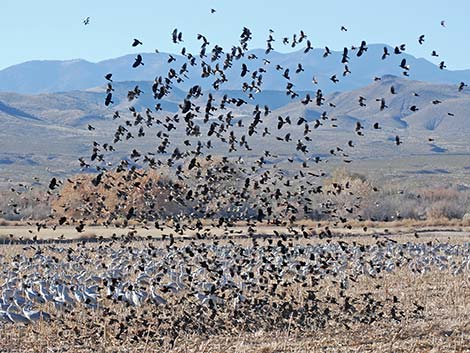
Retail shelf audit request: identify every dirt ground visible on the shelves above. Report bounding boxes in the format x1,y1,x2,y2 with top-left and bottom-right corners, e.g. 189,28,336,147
1,222,470,242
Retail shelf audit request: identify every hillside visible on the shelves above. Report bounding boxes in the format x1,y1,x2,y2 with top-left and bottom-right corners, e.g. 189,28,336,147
1,74,470,187
1,45,470,94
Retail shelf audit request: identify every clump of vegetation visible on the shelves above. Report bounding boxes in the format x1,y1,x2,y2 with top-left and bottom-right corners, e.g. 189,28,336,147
318,169,470,223
51,168,187,225
0,187,52,221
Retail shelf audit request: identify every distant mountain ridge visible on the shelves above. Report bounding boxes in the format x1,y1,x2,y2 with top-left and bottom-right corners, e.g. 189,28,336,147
1,75,470,183
1,44,470,95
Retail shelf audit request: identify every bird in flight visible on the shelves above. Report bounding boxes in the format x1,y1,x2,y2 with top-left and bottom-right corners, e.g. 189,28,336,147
132,39,143,47
441,20,446,27
132,54,144,68
382,46,390,60
105,92,113,106
172,28,183,43
83,17,90,25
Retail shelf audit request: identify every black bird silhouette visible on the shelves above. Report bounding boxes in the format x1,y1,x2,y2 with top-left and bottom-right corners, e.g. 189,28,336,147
132,39,143,47
382,47,390,60
83,17,90,25
379,98,388,111
342,47,349,63
241,63,249,77
357,41,367,57
104,73,113,82
418,35,425,45
105,93,113,106
283,69,290,80
49,177,59,190
399,58,409,70
75,223,85,232
304,40,313,53
132,54,144,68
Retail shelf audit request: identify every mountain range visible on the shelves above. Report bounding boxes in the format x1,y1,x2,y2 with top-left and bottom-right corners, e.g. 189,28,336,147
1,45,470,185
1,44,469,95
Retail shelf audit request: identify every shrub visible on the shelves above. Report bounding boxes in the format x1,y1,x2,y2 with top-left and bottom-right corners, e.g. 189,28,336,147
51,169,187,224
426,200,466,220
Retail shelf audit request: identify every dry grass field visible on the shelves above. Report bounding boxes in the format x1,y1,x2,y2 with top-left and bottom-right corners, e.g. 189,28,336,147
0,226,469,353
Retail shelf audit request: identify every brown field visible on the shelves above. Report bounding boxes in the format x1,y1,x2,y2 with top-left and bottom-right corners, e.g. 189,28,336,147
1,219,470,242
0,225,469,352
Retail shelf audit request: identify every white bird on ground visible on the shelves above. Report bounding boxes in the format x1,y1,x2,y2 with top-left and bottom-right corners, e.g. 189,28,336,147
0,310,13,323
6,304,30,324
22,305,51,322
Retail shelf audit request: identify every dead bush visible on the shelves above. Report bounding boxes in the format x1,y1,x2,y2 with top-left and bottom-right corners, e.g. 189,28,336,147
426,200,466,220
0,188,52,221
51,168,188,224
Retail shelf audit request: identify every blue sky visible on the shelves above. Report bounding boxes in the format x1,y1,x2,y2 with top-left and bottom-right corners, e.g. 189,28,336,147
1,0,469,70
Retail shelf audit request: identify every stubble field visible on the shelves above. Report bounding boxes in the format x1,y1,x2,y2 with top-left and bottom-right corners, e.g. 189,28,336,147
0,226,469,352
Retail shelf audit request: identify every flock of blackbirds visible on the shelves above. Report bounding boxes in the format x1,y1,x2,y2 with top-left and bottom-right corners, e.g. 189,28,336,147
1,19,468,349
52,22,466,235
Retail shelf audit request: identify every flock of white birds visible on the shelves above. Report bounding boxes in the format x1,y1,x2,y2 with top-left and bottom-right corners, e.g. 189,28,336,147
0,238,468,329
